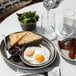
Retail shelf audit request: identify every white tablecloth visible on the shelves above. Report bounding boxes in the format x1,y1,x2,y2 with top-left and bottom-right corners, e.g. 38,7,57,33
0,0,76,76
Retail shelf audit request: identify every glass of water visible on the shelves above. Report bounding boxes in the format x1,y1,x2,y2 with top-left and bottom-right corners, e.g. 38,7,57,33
59,9,75,38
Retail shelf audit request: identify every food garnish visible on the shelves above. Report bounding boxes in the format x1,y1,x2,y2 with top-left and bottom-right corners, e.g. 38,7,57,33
17,11,39,24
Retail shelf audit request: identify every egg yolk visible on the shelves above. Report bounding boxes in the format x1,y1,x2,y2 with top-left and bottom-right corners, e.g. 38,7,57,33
24,50,34,56
34,54,45,62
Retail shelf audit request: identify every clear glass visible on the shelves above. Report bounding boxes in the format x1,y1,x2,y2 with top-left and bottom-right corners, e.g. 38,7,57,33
43,0,57,40
41,11,57,40
43,0,56,25
59,9,75,38
43,0,56,11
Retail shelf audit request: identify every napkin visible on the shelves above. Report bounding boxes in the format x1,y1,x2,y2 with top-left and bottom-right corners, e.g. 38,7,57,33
16,67,60,76
48,67,61,76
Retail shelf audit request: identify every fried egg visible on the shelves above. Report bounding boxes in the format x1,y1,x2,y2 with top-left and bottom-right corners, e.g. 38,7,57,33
23,45,51,64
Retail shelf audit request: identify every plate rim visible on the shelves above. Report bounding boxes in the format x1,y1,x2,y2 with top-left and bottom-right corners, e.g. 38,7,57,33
0,31,57,70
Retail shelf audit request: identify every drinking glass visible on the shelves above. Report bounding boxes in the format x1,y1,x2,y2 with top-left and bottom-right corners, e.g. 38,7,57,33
43,0,57,40
42,11,57,40
59,9,75,38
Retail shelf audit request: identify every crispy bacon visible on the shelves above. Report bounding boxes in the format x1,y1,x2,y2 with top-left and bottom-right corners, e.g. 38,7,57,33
69,51,75,59
58,41,70,51
58,38,76,59
58,41,65,49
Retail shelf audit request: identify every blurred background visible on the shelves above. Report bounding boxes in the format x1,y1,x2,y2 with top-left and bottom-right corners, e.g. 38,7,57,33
0,0,62,22
0,0,43,22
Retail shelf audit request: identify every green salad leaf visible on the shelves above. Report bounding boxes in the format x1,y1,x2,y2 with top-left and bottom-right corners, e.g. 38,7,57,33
17,11,39,24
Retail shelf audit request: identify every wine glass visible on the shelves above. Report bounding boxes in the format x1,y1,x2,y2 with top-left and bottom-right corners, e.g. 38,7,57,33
43,0,57,40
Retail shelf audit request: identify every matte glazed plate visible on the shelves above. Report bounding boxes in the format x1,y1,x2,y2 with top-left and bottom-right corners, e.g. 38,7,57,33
0,32,57,70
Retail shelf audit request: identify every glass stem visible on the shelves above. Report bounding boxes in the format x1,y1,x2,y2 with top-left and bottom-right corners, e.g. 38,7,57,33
47,10,54,31
47,10,50,26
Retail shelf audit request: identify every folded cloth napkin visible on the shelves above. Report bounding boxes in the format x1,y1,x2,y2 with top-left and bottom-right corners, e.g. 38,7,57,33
16,67,60,76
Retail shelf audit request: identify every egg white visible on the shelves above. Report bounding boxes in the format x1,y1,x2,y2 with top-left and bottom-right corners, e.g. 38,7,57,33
23,45,51,64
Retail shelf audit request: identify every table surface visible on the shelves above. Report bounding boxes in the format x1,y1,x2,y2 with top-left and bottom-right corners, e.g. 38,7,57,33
0,0,76,76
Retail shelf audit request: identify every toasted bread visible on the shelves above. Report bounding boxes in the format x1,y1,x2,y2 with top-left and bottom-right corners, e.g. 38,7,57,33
9,32,27,47
18,32,43,46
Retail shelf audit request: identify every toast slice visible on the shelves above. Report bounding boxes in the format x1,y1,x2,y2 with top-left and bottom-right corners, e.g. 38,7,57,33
9,32,27,47
18,32,43,46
